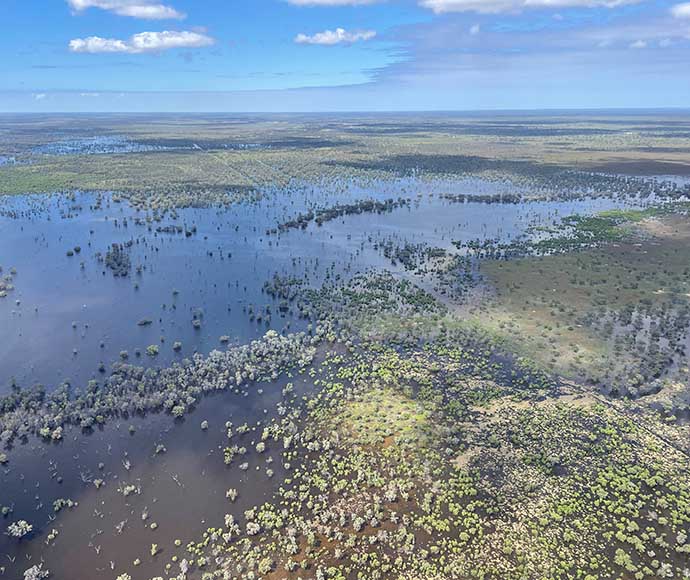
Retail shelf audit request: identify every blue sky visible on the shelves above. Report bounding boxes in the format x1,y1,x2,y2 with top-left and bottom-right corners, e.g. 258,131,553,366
2,0,690,111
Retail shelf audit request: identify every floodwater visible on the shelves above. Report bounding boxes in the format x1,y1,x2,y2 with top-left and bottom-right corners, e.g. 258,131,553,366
0,366,316,580
0,178,641,392
0,175,650,579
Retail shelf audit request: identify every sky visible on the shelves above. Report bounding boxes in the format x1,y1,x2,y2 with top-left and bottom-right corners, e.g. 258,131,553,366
1,0,690,111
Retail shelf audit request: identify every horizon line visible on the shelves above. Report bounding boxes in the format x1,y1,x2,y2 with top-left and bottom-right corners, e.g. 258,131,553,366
3,107,690,115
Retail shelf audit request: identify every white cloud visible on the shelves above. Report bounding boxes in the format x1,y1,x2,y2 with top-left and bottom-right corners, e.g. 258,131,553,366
287,0,379,5
70,37,129,53
294,28,376,45
629,39,647,48
671,2,690,18
67,0,185,20
69,30,214,53
469,23,481,35
32,93,47,101
419,0,640,14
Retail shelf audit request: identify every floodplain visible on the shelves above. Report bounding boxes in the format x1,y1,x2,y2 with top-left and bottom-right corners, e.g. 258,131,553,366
1,112,689,580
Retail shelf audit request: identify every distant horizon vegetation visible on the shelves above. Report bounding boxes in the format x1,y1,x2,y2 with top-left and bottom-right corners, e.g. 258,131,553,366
3,107,690,115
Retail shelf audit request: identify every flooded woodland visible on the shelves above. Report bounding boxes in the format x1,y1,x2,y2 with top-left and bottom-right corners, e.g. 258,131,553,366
1,113,690,580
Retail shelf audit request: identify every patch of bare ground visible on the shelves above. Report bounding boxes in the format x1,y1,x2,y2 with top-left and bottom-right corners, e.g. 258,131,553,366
639,214,690,240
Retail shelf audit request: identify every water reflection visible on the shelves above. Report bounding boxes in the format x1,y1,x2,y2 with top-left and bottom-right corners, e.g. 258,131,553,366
0,179,640,391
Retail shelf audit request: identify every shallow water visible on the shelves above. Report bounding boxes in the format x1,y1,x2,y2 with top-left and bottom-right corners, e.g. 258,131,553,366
0,179,641,393
31,136,170,156
648,174,690,187
0,176,651,580
0,367,314,580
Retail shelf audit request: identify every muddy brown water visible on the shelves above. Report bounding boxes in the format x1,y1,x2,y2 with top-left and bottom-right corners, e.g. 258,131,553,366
0,369,313,580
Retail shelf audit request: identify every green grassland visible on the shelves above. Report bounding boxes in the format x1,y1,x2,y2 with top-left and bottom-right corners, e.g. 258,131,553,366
475,211,690,403
3,113,690,202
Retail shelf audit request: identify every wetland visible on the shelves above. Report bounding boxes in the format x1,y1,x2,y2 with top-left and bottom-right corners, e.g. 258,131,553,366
1,112,690,580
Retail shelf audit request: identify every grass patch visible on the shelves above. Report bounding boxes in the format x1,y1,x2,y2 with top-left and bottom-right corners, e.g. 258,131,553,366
332,387,435,452
476,212,690,393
